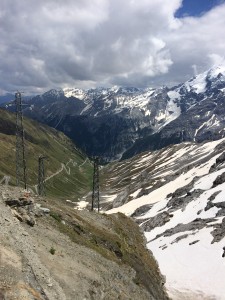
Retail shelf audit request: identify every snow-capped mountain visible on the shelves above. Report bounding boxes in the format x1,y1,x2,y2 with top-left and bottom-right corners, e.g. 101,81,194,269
123,63,225,158
4,63,225,161
101,137,225,299
21,85,181,161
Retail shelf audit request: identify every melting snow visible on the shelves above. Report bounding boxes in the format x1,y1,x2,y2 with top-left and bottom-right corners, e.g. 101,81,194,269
148,228,225,300
104,133,225,299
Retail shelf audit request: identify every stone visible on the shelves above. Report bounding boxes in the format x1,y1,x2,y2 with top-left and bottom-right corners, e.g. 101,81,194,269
12,210,23,222
222,247,225,258
189,240,200,245
39,207,50,214
27,217,36,227
5,199,20,207
23,214,36,227
17,207,27,215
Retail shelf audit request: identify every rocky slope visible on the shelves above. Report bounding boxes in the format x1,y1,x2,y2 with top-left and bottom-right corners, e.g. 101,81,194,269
0,185,168,300
101,138,225,299
3,63,225,161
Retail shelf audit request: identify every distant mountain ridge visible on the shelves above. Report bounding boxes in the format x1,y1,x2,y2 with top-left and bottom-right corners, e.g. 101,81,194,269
3,63,225,161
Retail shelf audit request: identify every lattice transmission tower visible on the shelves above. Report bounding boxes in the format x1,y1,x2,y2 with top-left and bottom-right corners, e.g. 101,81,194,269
38,155,47,196
91,157,100,212
15,92,27,189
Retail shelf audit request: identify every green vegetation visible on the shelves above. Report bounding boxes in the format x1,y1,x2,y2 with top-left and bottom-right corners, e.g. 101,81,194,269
0,108,93,200
49,246,56,255
50,212,62,222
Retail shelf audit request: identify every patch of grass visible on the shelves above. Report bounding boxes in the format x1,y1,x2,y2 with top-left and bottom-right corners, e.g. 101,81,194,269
50,212,62,222
49,246,56,255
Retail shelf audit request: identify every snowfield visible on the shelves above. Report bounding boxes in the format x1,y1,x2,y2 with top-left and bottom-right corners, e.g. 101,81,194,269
102,137,225,299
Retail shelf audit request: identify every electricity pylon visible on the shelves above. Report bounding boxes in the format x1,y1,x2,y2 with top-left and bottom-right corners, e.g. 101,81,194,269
38,155,47,196
15,92,27,189
91,157,100,212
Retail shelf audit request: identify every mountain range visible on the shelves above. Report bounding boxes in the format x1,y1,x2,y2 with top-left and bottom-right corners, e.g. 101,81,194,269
3,63,225,162
1,63,225,299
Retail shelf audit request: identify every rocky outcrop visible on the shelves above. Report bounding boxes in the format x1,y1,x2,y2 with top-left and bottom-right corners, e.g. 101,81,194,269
131,204,153,218
140,212,173,231
213,172,225,187
209,151,225,172
151,218,216,241
4,193,50,227
211,217,225,243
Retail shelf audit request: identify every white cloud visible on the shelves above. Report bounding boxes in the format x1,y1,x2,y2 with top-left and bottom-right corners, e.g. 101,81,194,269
0,0,225,92
208,54,225,66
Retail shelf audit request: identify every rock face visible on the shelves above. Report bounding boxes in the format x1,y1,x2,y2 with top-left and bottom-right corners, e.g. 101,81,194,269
0,185,169,300
5,63,224,161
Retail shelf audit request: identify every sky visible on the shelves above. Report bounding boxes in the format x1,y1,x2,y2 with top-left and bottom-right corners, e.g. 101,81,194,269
0,0,225,94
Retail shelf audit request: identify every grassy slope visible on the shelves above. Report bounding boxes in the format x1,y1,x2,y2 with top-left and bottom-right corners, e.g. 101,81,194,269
0,108,93,200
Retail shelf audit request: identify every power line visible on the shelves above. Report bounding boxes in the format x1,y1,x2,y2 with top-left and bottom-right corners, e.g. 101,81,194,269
91,157,100,212
15,92,27,189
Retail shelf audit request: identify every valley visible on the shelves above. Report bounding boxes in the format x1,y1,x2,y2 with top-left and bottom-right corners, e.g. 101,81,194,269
1,63,225,299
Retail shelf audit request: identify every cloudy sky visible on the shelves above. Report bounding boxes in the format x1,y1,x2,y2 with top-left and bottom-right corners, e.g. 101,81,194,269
0,0,225,94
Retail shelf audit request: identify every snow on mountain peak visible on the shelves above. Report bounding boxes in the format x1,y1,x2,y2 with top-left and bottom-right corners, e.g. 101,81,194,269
63,88,86,100
184,71,208,94
208,63,225,79
110,85,120,93
179,63,225,95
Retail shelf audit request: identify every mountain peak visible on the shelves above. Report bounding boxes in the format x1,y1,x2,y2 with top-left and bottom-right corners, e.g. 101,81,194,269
63,88,86,100
208,63,225,79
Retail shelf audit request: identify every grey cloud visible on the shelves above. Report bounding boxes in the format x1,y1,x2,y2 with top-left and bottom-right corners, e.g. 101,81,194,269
0,0,225,93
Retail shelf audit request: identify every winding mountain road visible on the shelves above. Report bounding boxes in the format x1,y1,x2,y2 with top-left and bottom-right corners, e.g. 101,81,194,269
33,158,88,193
